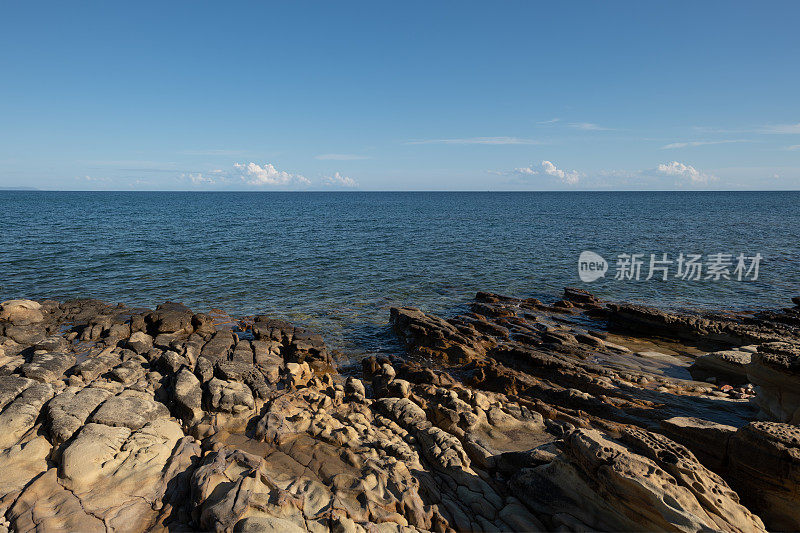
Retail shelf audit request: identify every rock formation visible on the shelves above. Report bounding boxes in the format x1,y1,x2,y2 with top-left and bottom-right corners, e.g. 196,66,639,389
0,290,799,532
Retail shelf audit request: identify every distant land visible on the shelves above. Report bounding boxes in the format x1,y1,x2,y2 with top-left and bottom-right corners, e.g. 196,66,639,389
0,186,39,190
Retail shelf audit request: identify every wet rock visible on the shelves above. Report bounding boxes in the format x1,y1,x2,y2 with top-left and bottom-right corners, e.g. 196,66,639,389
192,313,217,337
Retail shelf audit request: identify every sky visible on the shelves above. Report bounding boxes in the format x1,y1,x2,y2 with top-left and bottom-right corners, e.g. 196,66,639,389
1,1,799,191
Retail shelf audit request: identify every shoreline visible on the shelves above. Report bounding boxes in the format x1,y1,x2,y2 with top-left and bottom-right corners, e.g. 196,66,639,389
1,289,799,531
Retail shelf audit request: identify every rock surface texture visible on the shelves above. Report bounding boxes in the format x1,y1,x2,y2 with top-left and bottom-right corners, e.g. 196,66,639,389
0,290,798,532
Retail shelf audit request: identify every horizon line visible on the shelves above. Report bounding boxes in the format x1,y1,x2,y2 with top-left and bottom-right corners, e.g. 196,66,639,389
2,188,800,193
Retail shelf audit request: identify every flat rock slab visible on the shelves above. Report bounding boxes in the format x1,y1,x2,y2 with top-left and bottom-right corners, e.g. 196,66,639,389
90,389,170,430
20,352,76,383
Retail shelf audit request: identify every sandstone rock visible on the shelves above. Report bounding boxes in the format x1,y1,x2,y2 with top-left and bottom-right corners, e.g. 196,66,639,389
201,330,235,361
32,335,69,352
146,302,194,334
0,382,54,448
0,374,35,410
90,389,171,430
728,421,800,531
0,299,43,325
207,377,255,413
110,358,147,384
47,386,113,444
231,339,255,363
0,435,51,506
75,351,119,381
8,468,106,533
345,376,366,400
748,343,800,422
127,331,154,354
660,416,737,471
235,517,306,532
511,428,765,532
0,292,793,532
285,361,313,389
2,323,46,345
691,349,752,381
174,367,203,423
390,306,489,362
59,419,197,530
19,351,76,383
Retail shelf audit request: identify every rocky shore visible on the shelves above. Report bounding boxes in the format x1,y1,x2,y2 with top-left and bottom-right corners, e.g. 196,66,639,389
1,290,799,532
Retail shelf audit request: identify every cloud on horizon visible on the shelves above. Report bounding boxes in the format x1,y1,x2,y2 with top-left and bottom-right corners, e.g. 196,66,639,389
233,162,311,186
542,160,581,184
492,160,581,184
323,172,358,188
656,161,717,184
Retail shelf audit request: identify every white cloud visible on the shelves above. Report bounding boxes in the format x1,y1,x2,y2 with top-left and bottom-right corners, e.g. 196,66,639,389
656,161,717,184
758,122,800,134
785,144,800,151
541,160,581,184
182,172,216,184
661,140,751,149
513,166,538,175
568,122,611,131
315,154,370,160
490,161,580,183
537,118,560,124
79,175,111,182
406,137,543,145
322,172,358,188
233,162,311,186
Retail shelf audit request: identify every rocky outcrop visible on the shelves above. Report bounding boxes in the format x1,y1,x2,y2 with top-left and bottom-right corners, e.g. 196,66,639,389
1,290,796,532
747,342,800,422
727,421,800,531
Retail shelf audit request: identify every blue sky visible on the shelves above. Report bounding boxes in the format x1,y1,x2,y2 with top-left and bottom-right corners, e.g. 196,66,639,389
1,1,798,191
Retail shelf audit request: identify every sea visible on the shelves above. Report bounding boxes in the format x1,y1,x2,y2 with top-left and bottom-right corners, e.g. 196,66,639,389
1,191,798,356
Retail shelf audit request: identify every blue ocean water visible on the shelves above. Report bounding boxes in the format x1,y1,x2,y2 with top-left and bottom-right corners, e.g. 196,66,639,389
1,191,798,355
